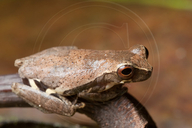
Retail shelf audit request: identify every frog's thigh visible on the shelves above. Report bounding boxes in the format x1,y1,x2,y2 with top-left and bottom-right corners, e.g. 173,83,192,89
12,83,84,116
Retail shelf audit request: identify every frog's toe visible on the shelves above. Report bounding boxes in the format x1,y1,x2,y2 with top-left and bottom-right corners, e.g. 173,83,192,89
74,102,85,109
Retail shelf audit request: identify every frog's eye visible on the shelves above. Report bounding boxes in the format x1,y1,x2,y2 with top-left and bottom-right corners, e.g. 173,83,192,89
144,46,149,59
117,65,134,79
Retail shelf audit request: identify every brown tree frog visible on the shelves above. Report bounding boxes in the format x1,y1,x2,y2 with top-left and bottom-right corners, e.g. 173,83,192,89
12,44,152,116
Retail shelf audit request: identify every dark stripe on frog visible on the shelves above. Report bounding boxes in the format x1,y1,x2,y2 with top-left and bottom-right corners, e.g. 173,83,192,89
32,80,61,100
34,80,48,92
22,78,48,92
23,78,61,100
22,78,30,87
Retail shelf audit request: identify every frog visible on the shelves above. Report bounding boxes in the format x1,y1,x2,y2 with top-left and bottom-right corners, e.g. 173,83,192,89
11,44,153,116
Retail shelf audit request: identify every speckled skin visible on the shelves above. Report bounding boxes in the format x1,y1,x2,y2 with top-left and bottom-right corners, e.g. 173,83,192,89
15,45,152,96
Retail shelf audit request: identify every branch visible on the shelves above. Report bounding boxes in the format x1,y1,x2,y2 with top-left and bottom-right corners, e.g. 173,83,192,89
77,93,157,128
0,74,157,128
0,74,30,107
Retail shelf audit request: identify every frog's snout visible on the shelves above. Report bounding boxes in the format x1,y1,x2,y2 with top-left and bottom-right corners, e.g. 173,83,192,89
15,59,23,67
132,68,153,82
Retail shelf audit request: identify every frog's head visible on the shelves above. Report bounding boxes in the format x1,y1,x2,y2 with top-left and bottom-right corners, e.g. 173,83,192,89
94,45,153,93
117,44,153,84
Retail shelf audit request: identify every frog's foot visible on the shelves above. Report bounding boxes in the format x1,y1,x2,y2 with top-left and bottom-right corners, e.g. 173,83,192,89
58,95,85,109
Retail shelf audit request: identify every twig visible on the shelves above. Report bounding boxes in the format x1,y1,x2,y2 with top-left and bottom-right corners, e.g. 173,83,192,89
77,93,157,128
0,74,30,107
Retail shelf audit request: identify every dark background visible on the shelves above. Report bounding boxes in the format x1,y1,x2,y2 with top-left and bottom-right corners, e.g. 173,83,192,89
0,1,192,128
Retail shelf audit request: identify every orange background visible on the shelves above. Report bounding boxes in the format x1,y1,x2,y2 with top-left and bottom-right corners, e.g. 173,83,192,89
0,1,192,127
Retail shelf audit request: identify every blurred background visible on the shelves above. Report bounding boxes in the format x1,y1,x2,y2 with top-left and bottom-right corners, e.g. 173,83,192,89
0,0,192,128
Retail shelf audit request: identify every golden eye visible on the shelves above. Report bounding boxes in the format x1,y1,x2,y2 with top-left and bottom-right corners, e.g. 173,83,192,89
117,65,134,79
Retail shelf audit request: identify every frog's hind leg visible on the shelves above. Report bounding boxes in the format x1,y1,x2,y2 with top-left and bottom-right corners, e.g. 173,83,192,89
12,82,85,116
23,78,85,109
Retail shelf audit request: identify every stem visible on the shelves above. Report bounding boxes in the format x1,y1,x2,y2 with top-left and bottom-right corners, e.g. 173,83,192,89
77,93,157,128
0,74,30,107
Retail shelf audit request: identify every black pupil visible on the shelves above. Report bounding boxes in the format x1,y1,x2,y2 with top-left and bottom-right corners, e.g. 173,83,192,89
144,47,149,59
121,68,132,75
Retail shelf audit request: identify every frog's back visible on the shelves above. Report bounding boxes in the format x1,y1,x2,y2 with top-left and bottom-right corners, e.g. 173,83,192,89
15,46,144,93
